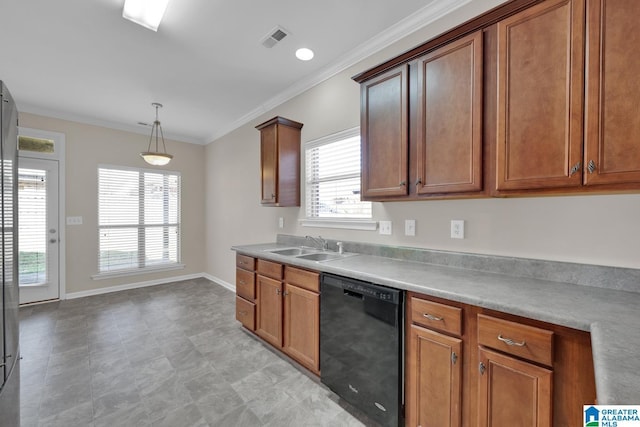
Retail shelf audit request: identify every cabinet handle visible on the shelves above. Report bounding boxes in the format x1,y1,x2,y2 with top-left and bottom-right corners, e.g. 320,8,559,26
238,310,248,316
569,162,581,176
276,288,281,295
451,352,458,365
479,362,486,375
415,178,422,186
283,290,289,297
400,181,406,186
423,313,443,321
497,334,526,347
239,280,245,285
271,193,276,199
587,160,596,174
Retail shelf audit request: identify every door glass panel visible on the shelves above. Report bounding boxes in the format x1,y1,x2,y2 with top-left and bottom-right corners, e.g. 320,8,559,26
18,135,55,154
18,168,48,285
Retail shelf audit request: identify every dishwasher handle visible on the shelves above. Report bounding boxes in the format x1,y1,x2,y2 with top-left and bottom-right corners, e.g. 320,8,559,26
344,289,364,300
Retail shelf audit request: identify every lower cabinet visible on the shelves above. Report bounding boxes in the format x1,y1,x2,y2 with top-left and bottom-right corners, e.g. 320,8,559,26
478,348,552,427
237,255,320,375
256,274,283,347
406,324,462,427
405,292,596,427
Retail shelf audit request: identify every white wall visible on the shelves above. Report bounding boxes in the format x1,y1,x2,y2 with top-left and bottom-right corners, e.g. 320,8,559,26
204,0,640,286
19,113,206,295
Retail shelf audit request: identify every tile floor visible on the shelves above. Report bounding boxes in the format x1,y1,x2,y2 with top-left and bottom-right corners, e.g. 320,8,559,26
18,278,373,427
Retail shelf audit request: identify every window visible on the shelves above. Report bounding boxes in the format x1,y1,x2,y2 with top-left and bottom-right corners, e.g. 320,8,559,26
97,165,181,274
305,128,372,223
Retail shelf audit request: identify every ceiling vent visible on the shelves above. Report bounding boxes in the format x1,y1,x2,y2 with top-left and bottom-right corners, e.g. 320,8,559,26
261,26,289,48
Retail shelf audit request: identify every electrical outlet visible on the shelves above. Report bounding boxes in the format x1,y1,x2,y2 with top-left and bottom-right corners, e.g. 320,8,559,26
66,216,83,226
379,220,392,235
278,217,284,228
405,219,416,236
450,220,464,239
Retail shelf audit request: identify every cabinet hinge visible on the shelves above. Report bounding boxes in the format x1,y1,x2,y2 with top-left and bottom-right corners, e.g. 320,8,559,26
479,362,486,375
451,352,458,365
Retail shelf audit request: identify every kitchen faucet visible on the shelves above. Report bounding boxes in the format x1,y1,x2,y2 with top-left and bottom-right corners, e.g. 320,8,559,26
305,235,328,251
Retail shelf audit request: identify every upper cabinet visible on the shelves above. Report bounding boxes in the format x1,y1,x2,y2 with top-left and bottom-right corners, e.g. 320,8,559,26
584,0,640,186
495,0,585,191
360,65,409,199
415,31,483,195
355,0,640,200
358,31,484,201
255,116,303,207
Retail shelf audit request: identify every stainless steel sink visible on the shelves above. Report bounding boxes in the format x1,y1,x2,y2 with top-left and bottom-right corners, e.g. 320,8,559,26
296,252,349,262
268,247,318,256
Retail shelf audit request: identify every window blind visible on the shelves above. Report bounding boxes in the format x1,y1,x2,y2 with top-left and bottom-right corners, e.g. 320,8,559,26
305,128,371,219
98,166,180,273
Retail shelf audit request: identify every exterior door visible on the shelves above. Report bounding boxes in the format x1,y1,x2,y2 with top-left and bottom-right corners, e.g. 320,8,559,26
18,157,59,304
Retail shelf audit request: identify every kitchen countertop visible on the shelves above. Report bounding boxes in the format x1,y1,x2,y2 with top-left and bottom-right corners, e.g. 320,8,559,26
232,242,640,404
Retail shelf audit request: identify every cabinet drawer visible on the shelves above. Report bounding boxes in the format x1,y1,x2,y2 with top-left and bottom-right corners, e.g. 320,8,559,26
411,297,462,336
284,266,319,292
236,296,256,331
236,268,255,300
236,254,255,271
478,314,553,367
257,259,283,280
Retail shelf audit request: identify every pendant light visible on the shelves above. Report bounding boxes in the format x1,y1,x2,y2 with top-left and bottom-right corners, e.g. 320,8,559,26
140,103,173,166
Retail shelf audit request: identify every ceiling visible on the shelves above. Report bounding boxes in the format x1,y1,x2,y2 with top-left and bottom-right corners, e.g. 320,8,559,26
1,0,470,144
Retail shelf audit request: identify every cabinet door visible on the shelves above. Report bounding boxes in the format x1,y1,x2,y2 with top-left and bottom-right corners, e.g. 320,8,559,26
406,325,462,427
256,275,283,347
415,31,483,195
478,347,552,427
361,64,409,198
260,124,278,204
495,0,584,191
283,284,320,374
584,0,640,185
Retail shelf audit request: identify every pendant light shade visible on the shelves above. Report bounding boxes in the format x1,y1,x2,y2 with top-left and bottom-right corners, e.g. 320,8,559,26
141,103,173,166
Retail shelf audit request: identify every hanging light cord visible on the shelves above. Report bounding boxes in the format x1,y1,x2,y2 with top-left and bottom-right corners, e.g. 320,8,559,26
146,102,168,154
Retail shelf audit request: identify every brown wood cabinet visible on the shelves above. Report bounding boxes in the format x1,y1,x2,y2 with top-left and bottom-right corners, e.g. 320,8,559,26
495,0,585,192
407,324,462,427
235,254,256,331
255,116,303,207
405,292,596,427
237,255,320,375
283,267,320,374
415,31,483,195
360,65,409,199
356,0,640,199
359,31,484,201
477,314,554,427
478,348,552,427
584,0,640,186
256,274,283,347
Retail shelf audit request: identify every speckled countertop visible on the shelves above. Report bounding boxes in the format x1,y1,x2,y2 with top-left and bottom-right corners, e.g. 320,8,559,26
232,241,640,404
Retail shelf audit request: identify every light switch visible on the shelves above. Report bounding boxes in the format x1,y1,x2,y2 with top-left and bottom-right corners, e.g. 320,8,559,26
66,216,83,226
379,221,392,235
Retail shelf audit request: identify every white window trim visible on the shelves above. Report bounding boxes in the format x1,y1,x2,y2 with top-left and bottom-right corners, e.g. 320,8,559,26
303,127,374,230
95,164,182,277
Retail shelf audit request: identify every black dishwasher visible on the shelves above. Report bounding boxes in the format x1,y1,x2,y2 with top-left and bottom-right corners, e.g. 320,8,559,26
320,273,404,427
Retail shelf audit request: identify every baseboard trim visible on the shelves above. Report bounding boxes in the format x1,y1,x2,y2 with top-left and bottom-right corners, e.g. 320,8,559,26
65,272,225,300
202,273,235,292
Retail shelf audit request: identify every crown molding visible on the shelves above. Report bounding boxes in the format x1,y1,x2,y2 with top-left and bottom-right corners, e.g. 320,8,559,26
206,0,471,144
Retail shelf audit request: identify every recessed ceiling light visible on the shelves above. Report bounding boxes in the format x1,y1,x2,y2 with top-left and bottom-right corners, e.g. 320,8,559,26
295,48,314,61
123,0,171,31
